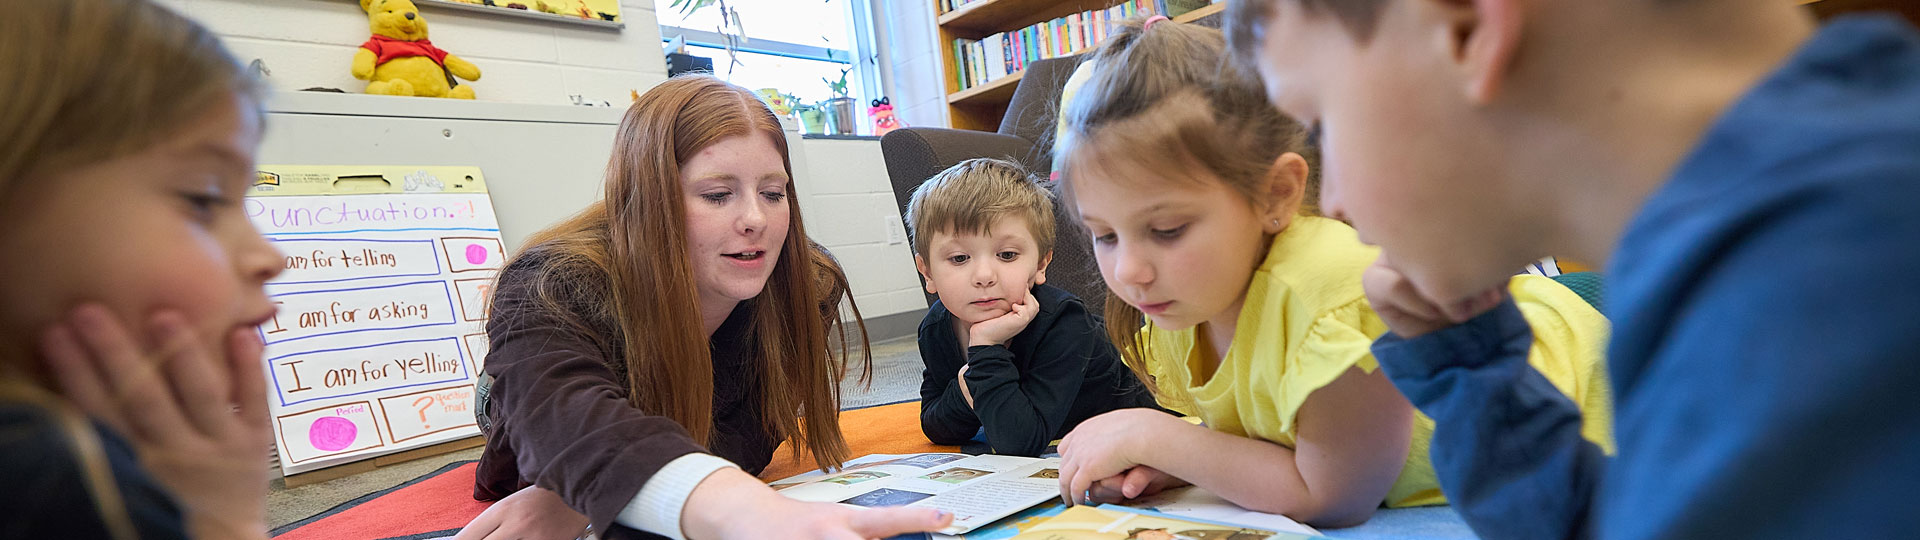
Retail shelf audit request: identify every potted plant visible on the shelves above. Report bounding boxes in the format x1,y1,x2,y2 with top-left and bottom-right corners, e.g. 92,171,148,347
795,103,827,135
822,67,857,135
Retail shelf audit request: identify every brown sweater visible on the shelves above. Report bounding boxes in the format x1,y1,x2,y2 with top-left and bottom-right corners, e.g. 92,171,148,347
473,251,775,539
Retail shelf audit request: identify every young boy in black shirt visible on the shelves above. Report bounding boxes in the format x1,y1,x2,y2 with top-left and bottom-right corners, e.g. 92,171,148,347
908,158,1159,456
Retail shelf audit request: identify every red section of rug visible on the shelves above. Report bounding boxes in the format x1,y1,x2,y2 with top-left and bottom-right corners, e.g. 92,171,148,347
273,462,487,540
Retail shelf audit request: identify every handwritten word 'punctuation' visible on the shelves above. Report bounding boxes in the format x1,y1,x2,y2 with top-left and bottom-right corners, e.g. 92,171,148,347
285,248,401,271
296,300,432,330
248,199,479,228
283,351,462,393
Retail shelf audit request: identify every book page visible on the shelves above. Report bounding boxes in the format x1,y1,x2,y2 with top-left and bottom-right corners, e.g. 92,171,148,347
776,453,974,503
774,453,1059,534
909,458,1064,534
1117,486,1319,536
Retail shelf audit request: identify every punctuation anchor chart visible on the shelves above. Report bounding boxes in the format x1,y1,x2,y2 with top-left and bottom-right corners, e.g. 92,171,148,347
249,166,505,475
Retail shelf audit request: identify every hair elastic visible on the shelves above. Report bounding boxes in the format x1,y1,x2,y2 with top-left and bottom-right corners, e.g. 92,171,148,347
1143,15,1171,31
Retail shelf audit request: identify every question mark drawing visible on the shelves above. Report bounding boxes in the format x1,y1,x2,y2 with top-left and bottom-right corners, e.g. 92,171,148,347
412,396,435,430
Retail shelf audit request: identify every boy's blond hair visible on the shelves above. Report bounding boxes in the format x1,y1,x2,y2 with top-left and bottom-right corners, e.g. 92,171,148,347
904,158,1056,259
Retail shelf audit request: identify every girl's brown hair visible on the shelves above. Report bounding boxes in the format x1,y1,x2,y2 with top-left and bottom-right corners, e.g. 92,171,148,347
1055,18,1315,396
0,0,262,187
503,75,865,471
1,1,261,538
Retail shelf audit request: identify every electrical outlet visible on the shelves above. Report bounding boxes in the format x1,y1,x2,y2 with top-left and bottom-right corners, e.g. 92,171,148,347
886,215,908,245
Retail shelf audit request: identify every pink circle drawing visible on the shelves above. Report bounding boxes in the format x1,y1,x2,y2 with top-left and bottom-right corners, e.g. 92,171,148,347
309,416,358,452
465,244,489,265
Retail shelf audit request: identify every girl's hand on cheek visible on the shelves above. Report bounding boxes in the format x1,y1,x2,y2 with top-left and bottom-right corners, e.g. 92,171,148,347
40,305,272,540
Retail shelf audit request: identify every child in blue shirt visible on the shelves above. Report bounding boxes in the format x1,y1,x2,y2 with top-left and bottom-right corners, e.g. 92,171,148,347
1228,1,1920,538
908,158,1160,457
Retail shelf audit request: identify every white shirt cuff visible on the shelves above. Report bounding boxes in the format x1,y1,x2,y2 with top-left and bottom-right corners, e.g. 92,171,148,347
615,453,739,539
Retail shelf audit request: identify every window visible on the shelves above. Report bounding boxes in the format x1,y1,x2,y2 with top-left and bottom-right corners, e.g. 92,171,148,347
656,0,881,118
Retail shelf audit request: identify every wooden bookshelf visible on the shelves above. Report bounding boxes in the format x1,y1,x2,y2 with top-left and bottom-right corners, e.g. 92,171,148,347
948,70,1024,105
938,0,1126,131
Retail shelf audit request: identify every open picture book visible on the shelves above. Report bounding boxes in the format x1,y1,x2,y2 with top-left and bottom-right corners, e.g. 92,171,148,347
769,453,1322,538
772,453,1063,534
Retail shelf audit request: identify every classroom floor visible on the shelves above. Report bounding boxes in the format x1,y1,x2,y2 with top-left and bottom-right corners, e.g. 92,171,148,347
264,337,926,529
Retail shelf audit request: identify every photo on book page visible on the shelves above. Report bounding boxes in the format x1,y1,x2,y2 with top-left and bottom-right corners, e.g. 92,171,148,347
823,470,893,486
766,452,967,488
844,487,938,507
775,452,1061,535
921,467,995,485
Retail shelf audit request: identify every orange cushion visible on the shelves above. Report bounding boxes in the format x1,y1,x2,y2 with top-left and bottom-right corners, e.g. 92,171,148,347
759,401,959,481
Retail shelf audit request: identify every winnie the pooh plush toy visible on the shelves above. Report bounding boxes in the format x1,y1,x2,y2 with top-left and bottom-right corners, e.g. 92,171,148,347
352,0,481,99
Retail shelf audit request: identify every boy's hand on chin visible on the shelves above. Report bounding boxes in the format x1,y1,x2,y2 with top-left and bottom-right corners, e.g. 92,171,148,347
1362,256,1506,339
967,290,1041,346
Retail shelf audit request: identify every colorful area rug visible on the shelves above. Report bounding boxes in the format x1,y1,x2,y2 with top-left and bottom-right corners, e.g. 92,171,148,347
271,400,946,539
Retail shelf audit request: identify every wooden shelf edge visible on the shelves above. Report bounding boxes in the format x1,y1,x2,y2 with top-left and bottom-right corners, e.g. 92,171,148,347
937,0,1006,27
947,43,1097,106
948,70,1025,105
1172,2,1225,24
414,0,624,30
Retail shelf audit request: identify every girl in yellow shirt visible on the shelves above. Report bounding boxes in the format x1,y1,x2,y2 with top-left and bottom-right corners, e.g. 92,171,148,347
1050,18,1614,528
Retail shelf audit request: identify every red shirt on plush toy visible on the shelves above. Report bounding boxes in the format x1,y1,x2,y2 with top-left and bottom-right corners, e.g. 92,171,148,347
361,35,451,67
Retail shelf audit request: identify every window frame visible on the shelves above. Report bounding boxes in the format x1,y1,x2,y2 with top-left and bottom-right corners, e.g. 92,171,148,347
657,0,885,113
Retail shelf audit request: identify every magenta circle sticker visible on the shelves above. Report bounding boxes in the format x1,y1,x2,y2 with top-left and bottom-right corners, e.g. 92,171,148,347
308,416,357,451
465,244,489,265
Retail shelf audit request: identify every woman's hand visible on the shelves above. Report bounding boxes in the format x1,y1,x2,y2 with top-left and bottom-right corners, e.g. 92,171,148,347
684,468,952,539
1056,408,1192,507
39,305,272,540
453,486,589,540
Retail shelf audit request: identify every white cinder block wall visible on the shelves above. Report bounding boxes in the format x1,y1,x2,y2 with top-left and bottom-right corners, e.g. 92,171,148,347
794,139,929,326
166,0,928,329
875,0,949,130
157,0,667,106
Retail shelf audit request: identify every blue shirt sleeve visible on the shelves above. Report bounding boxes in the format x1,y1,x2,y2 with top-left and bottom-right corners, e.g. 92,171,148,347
1371,299,1605,540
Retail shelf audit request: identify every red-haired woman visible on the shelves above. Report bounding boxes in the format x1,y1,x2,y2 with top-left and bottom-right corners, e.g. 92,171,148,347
456,76,950,540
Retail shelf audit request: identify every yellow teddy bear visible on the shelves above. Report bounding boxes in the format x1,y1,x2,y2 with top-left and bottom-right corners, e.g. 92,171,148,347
352,0,481,99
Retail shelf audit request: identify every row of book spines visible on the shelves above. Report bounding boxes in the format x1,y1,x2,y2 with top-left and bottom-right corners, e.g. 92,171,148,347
950,0,1163,93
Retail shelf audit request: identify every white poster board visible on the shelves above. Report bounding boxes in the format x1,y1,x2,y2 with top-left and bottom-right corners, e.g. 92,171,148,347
247,165,502,475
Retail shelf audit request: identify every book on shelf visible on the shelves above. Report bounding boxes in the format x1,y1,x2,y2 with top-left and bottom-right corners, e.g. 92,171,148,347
984,32,1008,82
970,40,987,89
